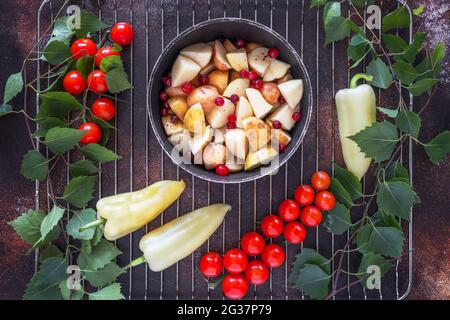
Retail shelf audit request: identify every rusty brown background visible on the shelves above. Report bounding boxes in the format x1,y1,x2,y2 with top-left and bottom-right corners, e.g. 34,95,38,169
0,0,449,300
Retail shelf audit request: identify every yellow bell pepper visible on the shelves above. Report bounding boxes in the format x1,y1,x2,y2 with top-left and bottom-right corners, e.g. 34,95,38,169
81,180,185,241
128,203,230,272
335,74,376,180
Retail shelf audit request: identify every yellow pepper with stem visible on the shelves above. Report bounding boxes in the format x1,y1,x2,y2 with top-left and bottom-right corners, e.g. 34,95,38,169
80,180,185,241
127,203,230,272
335,73,377,180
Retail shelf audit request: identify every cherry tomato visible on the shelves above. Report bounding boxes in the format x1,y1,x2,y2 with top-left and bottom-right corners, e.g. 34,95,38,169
95,46,121,67
294,185,315,207
315,191,336,211
199,252,223,278
63,71,86,95
79,122,102,145
300,206,323,227
71,38,97,60
260,215,284,238
278,199,300,222
241,232,265,256
244,260,269,285
92,97,116,121
87,70,108,94
261,244,285,268
222,274,248,300
223,248,248,274
283,221,307,244
111,22,134,46
311,171,331,191
215,164,229,176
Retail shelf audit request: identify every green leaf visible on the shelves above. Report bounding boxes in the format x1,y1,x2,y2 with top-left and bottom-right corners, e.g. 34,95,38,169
76,55,95,79
43,40,72,65
329,178,354,207
350,32,370,47
81,143,121,163
351,0,374,7
91,227,103,246
81,239,92,254
334,163,363,200
39,245,63,263
381,211,402,230
49,16,74,45
23,273,62,300
43,127,85,154
35,117,68,137
324,16,352,46
385,160,409,181
392,61,418,85
382,6,410,32
424,131,450,163
105,67,132,94
383,34,408,57
66,208,97,240
323,1,341,23
377,180,414,221
59,280,84,300
323,202,352,235
36,91,83,120
100,55,123,72
38,257,68,285
3,72,23,104
356,253,393,288
295,264,330,300
349,121,399,162
69,160,99,177
310,0,328,7
20,150,49,181
395,108,421,138
413,5,424,16
78,240,122,271
40,206,65,239
401,32,426,64
355,223,374,254
347,44,371,69
432,42,445,67
83,262,124,288
366,58,393,89
111,43,123,52
368,226,404,258
74,9,108,38
407,78,439,96
289,248,330,286
0,104,12,116
89,283,124,300
377,106,398,118
62,176,96,208
8,210,45,244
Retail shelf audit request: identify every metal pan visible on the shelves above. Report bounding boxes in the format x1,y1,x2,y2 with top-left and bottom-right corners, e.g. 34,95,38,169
147,18,313,184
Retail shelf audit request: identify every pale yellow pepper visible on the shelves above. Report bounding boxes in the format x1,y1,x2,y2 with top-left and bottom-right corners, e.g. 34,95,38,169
128,203,230,272
335,74,376,180
93,180,185,241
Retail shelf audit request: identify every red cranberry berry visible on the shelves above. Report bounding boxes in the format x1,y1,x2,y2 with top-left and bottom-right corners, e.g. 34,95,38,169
252,79,264,89
228,115,237,123
160,107,169,116
278,96,286,104
292,112,301,122
235,38,246,49
215,96,225,106
248,71,258,81
162,75,172,87
239,70,249,78
279,143,287,153
216,164,230,176
268,47,280,59
272,120,282,129
227,122,237,129
230,94,240,104
181,82,193,94
170,115,179,123
159,91,169,101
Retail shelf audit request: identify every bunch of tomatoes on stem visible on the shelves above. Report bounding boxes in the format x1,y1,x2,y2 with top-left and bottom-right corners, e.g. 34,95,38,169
199,171,336,300
62,22,134,145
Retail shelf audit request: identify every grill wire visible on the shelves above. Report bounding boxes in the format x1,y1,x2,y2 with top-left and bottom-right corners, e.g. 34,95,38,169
35,0,414,300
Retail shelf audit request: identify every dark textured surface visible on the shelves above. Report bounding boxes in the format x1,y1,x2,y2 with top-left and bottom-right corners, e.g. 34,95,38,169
0,0,448,300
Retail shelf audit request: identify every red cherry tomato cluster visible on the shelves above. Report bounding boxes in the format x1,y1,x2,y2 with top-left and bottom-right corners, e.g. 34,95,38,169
62,22,134,145
199,230,286,300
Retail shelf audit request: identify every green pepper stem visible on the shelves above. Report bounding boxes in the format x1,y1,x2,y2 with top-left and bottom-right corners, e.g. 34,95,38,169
79,218,106,232
349,73,374,88
125,255,146,270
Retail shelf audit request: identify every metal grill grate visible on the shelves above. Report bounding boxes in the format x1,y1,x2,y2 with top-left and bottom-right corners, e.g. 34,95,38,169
35,0,413,300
